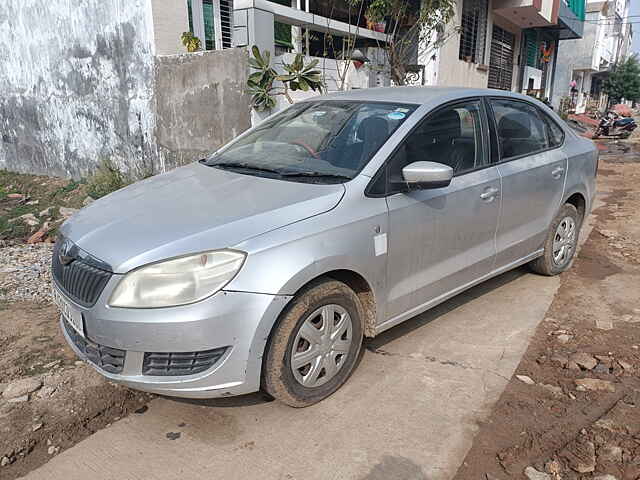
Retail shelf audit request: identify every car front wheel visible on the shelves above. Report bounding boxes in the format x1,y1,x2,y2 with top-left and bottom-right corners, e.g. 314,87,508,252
262,279,363,407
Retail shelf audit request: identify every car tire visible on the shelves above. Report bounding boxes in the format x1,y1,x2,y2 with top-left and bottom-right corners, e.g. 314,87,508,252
529,203,581,276
262,279,363,407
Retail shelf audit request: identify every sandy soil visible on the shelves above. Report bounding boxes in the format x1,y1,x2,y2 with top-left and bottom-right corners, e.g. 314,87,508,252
454,143,640,479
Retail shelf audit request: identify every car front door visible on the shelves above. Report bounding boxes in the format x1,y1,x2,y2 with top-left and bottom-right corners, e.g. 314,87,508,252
377,99,501,326
487,98,568,268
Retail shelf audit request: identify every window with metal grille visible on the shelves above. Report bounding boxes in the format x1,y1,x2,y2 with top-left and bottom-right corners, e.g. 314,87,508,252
458,0,488,64
187,0,234,50
488,26,515,90
525,31,539,68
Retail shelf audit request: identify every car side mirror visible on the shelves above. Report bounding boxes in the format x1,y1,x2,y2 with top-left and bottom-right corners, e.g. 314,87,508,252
401,161,453,189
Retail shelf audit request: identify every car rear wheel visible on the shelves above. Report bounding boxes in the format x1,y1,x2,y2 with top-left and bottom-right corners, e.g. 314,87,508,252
529,203,581,276
262,279,363,407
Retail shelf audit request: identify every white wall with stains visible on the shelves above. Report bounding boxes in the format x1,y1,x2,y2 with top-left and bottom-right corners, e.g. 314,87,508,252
0,0,157,178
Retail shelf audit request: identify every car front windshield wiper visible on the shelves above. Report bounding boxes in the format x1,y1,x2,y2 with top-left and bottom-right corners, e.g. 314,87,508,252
208,161,284,177
279,171,353,182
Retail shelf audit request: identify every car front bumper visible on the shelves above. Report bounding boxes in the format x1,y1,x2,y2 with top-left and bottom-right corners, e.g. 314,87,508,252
58,278,292,398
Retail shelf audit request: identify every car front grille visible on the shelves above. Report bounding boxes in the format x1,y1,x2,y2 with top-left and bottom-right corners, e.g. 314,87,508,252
63,318,125,374
51,239,112,307
142,348,228,376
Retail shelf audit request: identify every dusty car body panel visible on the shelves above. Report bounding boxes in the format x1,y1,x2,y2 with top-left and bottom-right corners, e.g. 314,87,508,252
55,86,598,399
61,162,345,273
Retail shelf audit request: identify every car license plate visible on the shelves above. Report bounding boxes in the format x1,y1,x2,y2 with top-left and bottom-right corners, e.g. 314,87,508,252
52,287,84,337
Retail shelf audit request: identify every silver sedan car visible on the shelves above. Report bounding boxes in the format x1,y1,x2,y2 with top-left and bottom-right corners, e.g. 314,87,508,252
53,87,597,407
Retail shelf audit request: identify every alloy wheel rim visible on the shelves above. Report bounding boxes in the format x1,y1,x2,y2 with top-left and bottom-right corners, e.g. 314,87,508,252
552,216,576,267
290,304,353,388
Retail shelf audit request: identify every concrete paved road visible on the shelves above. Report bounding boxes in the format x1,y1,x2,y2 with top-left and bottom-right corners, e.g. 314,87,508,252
25,268,560,480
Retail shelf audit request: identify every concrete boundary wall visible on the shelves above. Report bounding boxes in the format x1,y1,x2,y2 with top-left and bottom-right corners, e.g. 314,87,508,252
0,1,252,179
155,49,252,171
0,0,157,178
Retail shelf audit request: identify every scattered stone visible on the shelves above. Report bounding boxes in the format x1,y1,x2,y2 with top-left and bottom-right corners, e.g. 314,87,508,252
598,443,623,464
599,229,618,238
575,378,616,392
556,334,573,344
82,196,94,206
27,222,49,244
569,353,598,370
43,360,61,369
39,207,53,217
47,446,59,455
36,385,56,399
540,384,564,397
595,317,614,330
1,456,10,467
568,392,576,400
32,422,43,432
516,375,535,385
0,243,55,303
19,213,39,227
594,363,610,374
7,395,29,403
566,439,596,473
550,354,569,368
75,361,85,367
545,459,561,474
524,466,551,480
618,360,633,372
59,207,79,218
550,329,568,335
2,377,43,399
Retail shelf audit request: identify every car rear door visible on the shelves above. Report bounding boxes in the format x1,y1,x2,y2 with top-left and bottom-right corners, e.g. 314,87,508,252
487,97,568,268
378,99,501,325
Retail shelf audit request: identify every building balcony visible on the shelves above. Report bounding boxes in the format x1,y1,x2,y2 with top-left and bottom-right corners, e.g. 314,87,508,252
556,0,584,39
492,0,584,38
492,0,556,28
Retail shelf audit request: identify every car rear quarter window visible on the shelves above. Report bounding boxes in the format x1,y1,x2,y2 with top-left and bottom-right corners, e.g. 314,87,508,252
490,99,549,160
539,111,565,148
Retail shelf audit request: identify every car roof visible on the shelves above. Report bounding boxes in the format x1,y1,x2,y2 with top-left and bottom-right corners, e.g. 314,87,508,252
303,86,537,106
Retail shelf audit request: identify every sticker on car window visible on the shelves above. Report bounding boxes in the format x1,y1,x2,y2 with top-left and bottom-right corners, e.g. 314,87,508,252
387,112,406,120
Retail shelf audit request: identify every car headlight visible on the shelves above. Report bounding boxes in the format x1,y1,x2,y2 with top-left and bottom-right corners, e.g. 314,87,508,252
109,250,246,308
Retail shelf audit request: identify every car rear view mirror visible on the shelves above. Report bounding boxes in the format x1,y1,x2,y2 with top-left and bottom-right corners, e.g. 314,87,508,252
402,161,453,189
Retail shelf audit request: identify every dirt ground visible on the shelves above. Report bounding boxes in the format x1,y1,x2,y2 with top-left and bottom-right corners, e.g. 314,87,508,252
0,302,151,479
454,143,640,480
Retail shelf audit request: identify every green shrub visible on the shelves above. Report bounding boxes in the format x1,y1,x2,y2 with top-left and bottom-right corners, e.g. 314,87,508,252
86,160,131,200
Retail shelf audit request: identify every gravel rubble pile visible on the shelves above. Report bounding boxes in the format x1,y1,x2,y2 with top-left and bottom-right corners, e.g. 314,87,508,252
0,244,54,303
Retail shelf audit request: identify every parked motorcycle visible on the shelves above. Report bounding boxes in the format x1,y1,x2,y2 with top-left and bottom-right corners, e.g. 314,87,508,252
592,111,637,139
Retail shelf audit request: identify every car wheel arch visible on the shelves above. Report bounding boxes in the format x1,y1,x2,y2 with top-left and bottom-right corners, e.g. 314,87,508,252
279,268,378,339
564,191,587,223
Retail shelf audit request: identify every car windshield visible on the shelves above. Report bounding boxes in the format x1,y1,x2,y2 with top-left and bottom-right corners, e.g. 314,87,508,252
204,100,417,184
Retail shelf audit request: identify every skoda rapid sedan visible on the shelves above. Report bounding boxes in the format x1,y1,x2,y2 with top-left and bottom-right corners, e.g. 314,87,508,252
52,87,597,407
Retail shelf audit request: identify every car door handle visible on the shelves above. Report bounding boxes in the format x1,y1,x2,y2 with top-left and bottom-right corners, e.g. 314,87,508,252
551,167,565,179
480,187,499,201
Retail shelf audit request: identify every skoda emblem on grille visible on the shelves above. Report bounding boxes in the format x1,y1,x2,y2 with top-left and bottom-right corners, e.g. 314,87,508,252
58,240,74,266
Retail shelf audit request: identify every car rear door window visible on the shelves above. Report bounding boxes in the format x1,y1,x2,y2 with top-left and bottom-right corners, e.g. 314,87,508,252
490,99,549,160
